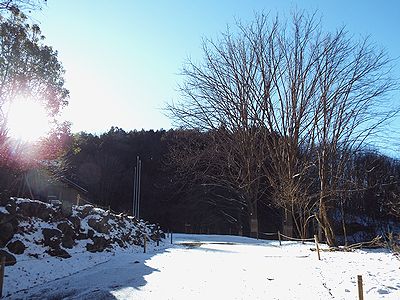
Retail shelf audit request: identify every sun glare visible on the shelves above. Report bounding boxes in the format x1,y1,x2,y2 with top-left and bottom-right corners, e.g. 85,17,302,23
7,97,51,142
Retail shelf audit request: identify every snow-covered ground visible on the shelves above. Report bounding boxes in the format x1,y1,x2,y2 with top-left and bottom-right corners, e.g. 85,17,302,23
4,234,400,299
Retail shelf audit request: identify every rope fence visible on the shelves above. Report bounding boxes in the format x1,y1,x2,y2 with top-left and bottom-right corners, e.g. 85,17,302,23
259,231,323,260
259,231,316,241
278,233,315,242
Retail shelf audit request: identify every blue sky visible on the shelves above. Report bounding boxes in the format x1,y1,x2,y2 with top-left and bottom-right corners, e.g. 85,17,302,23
32,0,400,140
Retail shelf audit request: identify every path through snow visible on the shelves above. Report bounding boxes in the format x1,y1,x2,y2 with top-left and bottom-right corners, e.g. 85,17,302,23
5,234,400,299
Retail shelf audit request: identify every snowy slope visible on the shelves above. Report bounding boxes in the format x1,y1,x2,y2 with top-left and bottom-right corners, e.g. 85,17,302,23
0,197,162,298
4,234,400,299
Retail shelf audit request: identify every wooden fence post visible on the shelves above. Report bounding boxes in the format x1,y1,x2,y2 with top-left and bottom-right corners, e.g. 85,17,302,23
0,256,5,298
156,226,160,247
278,231,282,246
357,275,364,300
143,235,147,253
314,235,321,260
170,231,173,244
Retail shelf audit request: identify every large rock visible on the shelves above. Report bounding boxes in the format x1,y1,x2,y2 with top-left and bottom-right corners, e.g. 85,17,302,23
76,232,88,240
46,247,71,259
88,217,110,234
0,222,16,247
0,250,16,266
42,227,72,258
79,205,94,218
61,235,75,249
68,215,81,230
86,236,110,253
42,228,62,248
0,211,14,224
85,242,97,252
5,203,17,214
57,222,76,237
7,240,26,254
18,201,53,221
50,206,66,222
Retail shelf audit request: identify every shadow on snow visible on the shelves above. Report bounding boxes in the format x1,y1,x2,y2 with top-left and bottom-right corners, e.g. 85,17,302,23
5,248,165,300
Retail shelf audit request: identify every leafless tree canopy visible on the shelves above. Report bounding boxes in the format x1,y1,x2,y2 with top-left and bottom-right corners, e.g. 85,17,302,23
0,0,45,13
167,12,397,244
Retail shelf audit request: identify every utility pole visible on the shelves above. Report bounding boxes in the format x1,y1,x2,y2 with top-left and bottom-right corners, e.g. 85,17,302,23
133,165,137,217
132,156,142,219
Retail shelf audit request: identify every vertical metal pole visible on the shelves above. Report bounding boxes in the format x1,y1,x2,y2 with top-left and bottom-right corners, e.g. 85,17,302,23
134,157,137,218
137,158,141,219
133,166,137,217
135,156,139,218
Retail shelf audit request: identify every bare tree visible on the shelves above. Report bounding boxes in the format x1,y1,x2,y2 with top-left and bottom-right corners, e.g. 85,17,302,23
168,12,397,244
166,127,267,237
310,25,396,245
165,129,250,231
168,21,273,237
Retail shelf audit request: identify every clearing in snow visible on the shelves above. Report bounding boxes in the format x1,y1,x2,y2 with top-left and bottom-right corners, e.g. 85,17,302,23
4,234,400,299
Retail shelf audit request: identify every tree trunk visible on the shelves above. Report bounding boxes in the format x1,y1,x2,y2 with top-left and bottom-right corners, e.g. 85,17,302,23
248,204,258,238
319,200,336,246
341,199,348,247
319,149,336,247
282,208,294,238
249,215,258,238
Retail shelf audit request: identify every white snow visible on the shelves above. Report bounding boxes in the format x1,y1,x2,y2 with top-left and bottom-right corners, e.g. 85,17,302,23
15,198,52,208
4,234,400,299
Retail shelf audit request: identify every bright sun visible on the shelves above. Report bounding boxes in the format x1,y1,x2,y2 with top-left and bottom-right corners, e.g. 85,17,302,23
7,97,51,142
